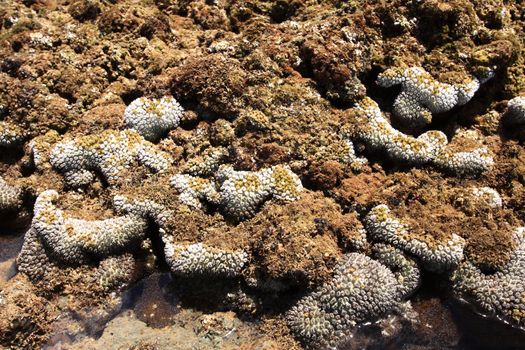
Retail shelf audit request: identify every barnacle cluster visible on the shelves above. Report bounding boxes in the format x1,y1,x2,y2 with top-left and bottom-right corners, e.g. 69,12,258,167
97,253,137,291
364,204,466,272
162,241,248,277
504,96,525,125
376,67,486,128
287,252,405,349
452,227,525,327
350,97,493,175
29,190,148,264
0,121,26,148
171,164,303,220
48,129,172,187
0,176,21,215
123,96,184,142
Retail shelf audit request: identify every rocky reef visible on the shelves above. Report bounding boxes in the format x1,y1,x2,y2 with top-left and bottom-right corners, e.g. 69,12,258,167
1,0,525,349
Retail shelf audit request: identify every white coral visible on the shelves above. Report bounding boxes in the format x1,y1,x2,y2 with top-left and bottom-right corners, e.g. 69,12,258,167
163,241,248,277
124,96,184,141
31,190,148,264
364,204,465,272
0,176,21,214
0,121,26,148
49,129,172,187
377,67,486,127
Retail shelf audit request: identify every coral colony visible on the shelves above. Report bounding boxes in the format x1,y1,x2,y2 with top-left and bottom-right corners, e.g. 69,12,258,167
4,59,525,349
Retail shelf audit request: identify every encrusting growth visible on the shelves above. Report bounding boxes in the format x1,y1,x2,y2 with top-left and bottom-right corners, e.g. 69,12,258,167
123,96,184,142
0,121,26,148
162,241,248,278
49,129,172,187
372,243,421,299
503,96,525,125
452,227,525,327
171,164,303,221
376,66,490,128
0,176,21,215
349,97,493,176
30,190,148,265
287,252,407,349
364,204,466,272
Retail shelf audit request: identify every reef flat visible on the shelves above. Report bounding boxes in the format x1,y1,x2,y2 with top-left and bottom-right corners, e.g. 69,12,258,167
1,0,525,349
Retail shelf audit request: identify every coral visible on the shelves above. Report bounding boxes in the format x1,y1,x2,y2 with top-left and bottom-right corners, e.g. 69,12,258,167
171,164,303,220
452,227,525,327
30,190,148,265
351,97,448,164
170,174,219,209
287,252,403,349
376,66,488,127
17,227,53,282
97,253,137,291
0,176,21,215
28,130,62,170
123,96,184,142
364,204,465,272
504,96,525,125
0,121,26,147
470,187,503,208
182,146,229,177
162,241,248,277
349,97,493,176
372,243,421,299
216,164,303,221
434,129,494,176
49,129,172,187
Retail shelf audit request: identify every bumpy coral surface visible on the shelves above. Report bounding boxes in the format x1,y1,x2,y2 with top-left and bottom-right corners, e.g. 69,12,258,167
376,67,486,128
216,164,303,220
0,121,26,148
49,130,172,187
452,228,525,327
0,176,21,215
349,97,493,175
124,96,184,142
171,164,303,220
365,204,466,272
163,241,248,277
30,190,147,264
2,0,525,348
287,252,405,349
504,96,525,125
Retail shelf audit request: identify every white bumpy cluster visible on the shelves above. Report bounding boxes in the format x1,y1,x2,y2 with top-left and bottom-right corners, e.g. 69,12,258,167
0,121,26,148
452,228,525,327
171,164,303,221
163,241,248,277
364,204,465,272
376,67,487,127
352,97,493,176
49,129,172,187
170,174,219,209
504,96,525,125
182,146,229,177
124,96,184,141
372,243,421,299
0,176,21,215
287,253,404,349
30,190,148,265
471,187,503,208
